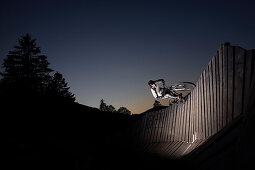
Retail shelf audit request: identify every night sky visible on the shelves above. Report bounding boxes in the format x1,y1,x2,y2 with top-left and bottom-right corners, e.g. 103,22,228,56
1,0,255,114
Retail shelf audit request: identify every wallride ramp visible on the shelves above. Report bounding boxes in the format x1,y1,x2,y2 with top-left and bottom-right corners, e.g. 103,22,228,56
127,43,255,169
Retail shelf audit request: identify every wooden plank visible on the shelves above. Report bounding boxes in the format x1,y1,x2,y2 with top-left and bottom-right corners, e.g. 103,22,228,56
195,82,199,139
215,50,221,131
208,60,214,136
186,95,191,142
201,71,206,139
190,85,195,142
155,111,162,142
197,76,202,140
153,111,160,143
164,108,171,142
192,86,197,141
182,100,188,142
222,44,228,128
171,104,178,141
206,63,212,137
173,142,189,158
167,107,174,141
177,103,183,141
227,46,234,124
182,101,187,142
169,142,183,157
243,50,253,113
159,109,165,142
182,95,189,142
144,113,151,144
166,106,173,142
171,105,176,141
141,114,149,144
212,55,218,133
156,110,162,142
189,88,194,142
180,102,186,141
159,110,166,142
233,46,245,118
181,102,186,141
169,106,175,141
161,108,168,142
139,114,147,144
143,114,151,144
204,67,209,137
154,111,161,143
189,93,193,142
218,45,223,131
167,142,181,156
178,103,184,141
154,111,161,142
175,103,182,141
139,117,146,144
178,103,183,141
172,104,178,141
165,142,177,155
176,103,181,141
147,112,155,144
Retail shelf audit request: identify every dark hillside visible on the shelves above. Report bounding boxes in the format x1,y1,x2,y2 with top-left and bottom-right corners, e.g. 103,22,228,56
2,96,137,170
3,96,184,170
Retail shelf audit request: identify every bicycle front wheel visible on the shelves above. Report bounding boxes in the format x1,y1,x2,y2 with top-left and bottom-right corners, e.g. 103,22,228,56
172,82,196,92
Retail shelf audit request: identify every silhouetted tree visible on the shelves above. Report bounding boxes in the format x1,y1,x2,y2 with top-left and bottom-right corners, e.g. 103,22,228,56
153,100,161,107
47,72,75,102
117,107,131,115
0,34,53,93
99,99,119,113
107,105,116,112
0,34,76,102
99,99,132,114
99,99,108,111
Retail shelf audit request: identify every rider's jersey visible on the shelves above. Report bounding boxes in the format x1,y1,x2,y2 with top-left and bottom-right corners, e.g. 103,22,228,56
150,79,165,99
151,86,162,98
150,79,178,99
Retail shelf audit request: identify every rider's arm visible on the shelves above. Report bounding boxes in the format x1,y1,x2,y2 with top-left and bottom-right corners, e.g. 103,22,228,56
154,79,165,86
151,88,162,99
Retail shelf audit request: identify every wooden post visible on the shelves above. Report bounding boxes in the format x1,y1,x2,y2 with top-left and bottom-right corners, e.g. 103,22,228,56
212,56,217,134
233,46,245,118
209,60,214,136
227,46,234,123
218,45,223,131
243,50,253,114
223,44,228,128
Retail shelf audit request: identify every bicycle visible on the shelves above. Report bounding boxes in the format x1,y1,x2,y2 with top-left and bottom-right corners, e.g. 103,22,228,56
162,82,196,103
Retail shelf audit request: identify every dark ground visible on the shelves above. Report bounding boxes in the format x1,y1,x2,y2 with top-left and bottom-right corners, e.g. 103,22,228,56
3,96,190,170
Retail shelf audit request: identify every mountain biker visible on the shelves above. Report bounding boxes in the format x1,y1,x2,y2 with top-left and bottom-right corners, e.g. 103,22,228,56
148,79,181,99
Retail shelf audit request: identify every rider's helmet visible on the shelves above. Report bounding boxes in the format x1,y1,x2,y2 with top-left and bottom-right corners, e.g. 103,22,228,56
148,80,155,86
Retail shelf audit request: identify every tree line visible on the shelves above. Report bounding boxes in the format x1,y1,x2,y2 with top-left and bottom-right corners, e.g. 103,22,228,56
0,34,132,114
0,34,75,102
99,99,131,115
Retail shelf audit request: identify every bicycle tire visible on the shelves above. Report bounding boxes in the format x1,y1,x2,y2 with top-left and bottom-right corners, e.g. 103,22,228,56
172,82,196,91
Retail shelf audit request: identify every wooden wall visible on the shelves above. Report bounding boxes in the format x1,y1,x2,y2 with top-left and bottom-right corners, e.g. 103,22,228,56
129,44,255,158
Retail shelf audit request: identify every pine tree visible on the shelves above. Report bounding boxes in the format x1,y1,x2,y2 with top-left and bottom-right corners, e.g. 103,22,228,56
99,99,108,111
48,72,75,102
99,99,117,113
107,105,116,113
117,107,131,115
0,34,76,103
1,34,53,92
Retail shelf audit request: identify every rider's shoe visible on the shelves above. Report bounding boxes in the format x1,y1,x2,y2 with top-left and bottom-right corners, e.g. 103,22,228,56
178,94,185,103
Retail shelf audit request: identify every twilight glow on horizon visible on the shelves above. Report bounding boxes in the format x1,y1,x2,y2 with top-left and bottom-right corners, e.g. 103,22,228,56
0,0,255,114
